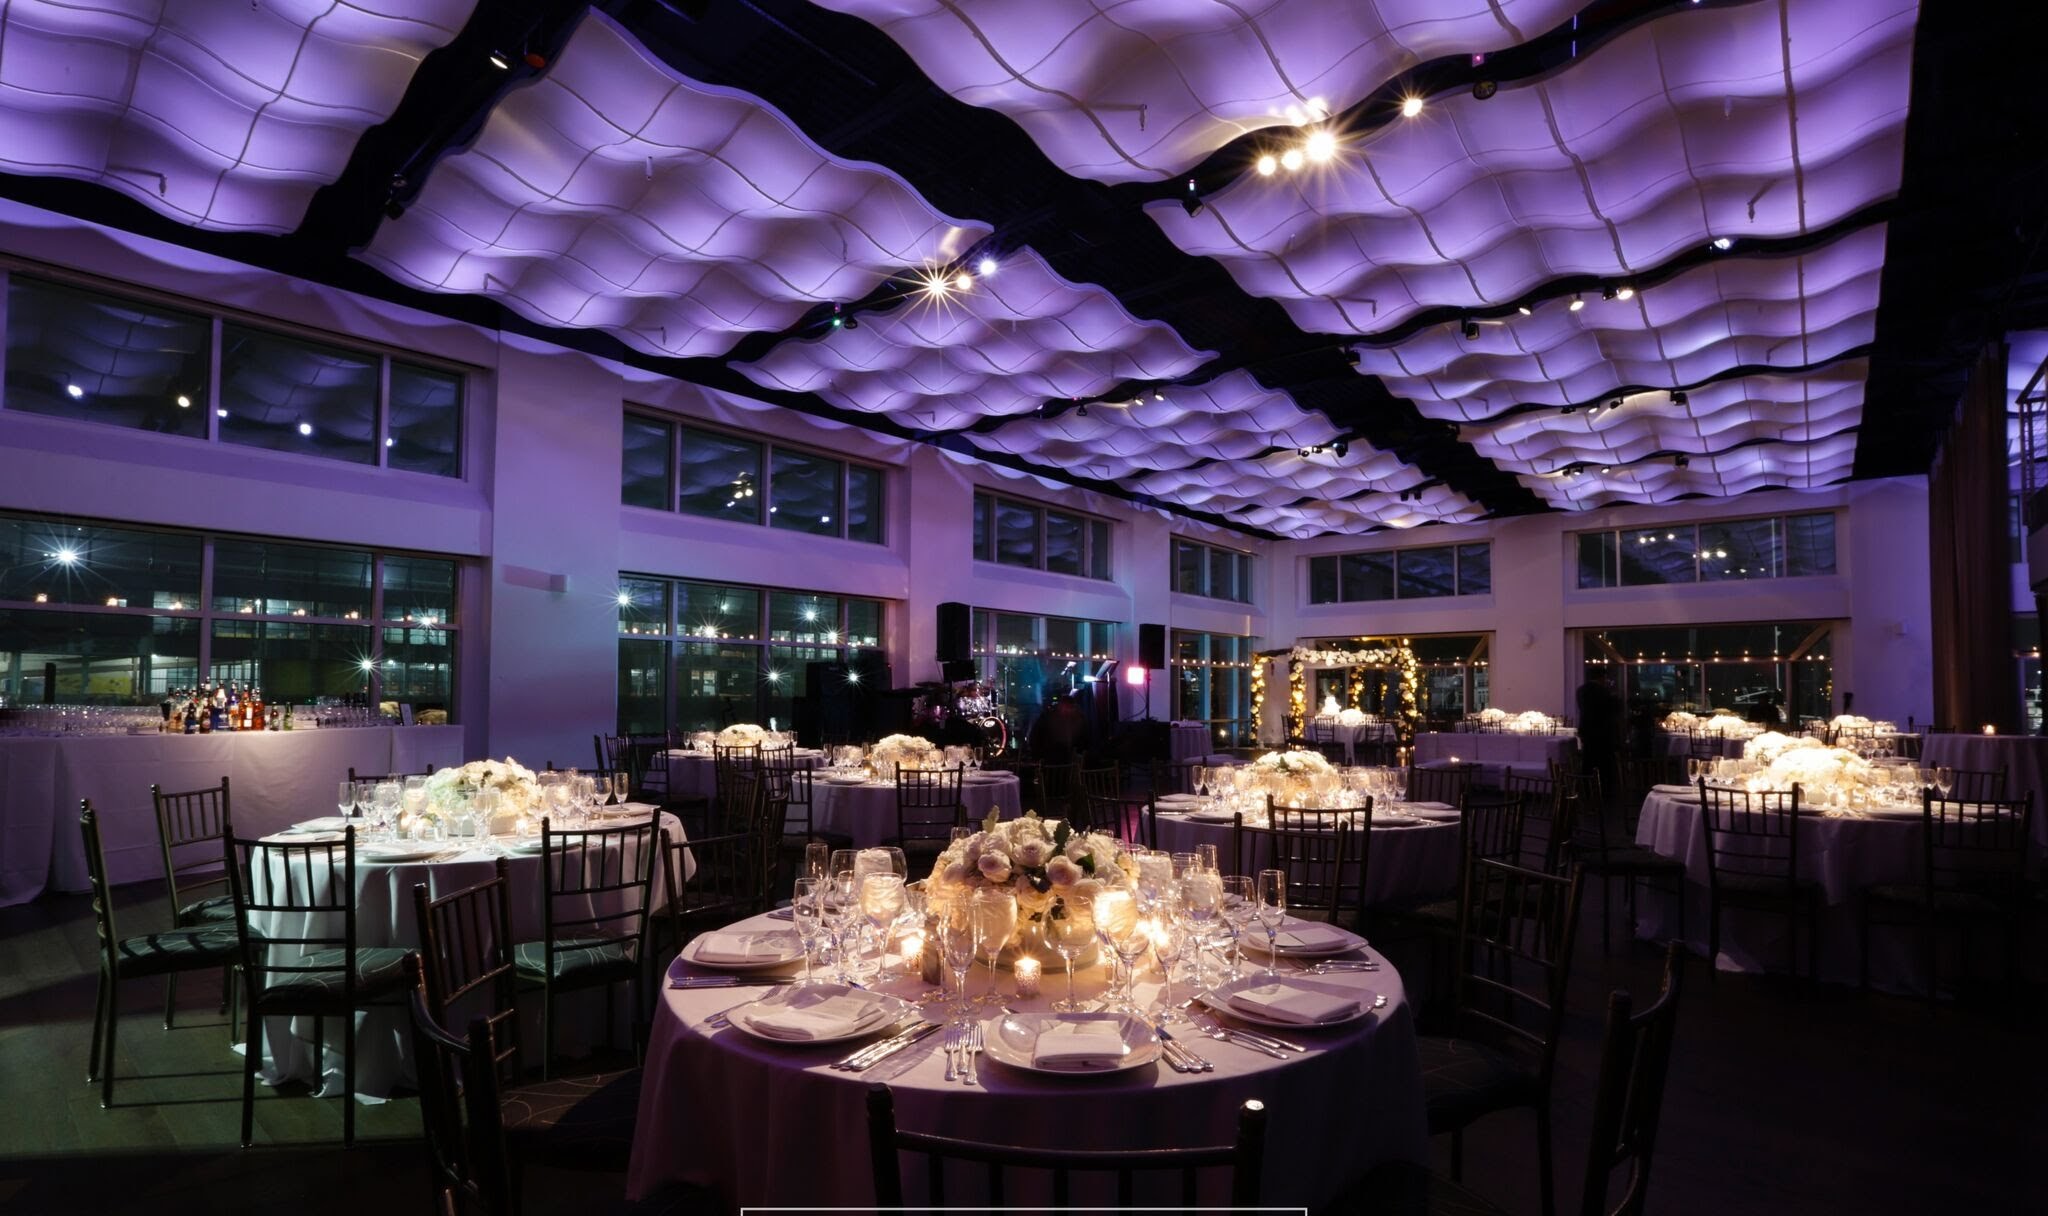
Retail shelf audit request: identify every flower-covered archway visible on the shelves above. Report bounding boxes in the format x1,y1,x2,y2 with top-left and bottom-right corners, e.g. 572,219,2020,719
1252,640,1423,746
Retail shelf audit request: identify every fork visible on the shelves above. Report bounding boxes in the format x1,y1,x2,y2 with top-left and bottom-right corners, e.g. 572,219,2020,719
943,1025,959,1082
961,1023,980,1085
1188,1014,1288,1059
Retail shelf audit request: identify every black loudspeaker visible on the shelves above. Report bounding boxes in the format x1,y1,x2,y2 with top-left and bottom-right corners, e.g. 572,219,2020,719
941,659,978,683
936,600,972,663
1139,623,1166,669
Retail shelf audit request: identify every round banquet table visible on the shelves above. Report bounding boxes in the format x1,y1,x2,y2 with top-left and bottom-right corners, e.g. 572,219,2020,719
249,811,683,1100
626,911,1427,1209
1919,733,2048,865
661,747,830,802
1151,802,1460,906
1631,787,1997,992
1168,721,1211,764
809,772,1022,846
1413,731,1577,784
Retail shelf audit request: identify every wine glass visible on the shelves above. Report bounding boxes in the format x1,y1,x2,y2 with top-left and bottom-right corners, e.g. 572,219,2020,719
610,771,631,805
1256,870,1288,976
1192,765,1209,799
802,841,830,883
1178,871,1221,989
1194,843,1219,873
337,780,358,820
1152,920,1186,1019
373,780,402,830
968,888,1018,1005
583,774,607,817
790,877,825,985
1685,757,1702,785
1170,852,1200,880
1090,889,1148,1014
861,873,907,974
936,898,980,1016
1220,876,1256,979
1044,897,1092,1012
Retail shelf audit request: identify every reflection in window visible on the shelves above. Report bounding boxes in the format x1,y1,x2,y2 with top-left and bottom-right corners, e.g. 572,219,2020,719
211,540,371,619
1396,547,1455,598
1456,544,1491,595
380,625,452,709
1619,528,1696,585
1090,520,1112,580
677,428,763,523
972,496,992,561
5,276,209,439
1577,532,1619,589
387,361,462,477
621,416,674,510
1784,513,1836,576
1308,556,1340,604
1044,512,1085,575
383,555,456,624
972,493,1111,579
219,325,378,465
209,620,373,702
770,592,841,642
1175,541,1204,595
1580,513,1835,589
846,465,884,544
0,610,199,703
617,577,669,636
674,582,761,640
1699,517,1781,581
770,448,842,537
618,637,666,734
845,599,883,647
994,500,1041,568
1171,629,1256,747
1340,552,1393,601
1309,543,1486,603
0,518,201,609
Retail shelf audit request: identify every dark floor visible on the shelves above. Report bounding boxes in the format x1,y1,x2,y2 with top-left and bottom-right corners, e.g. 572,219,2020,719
2,877,2041,1216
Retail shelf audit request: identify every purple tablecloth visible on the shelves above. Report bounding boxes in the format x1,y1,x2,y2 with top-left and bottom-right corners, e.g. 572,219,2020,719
1151,803,1459,905
627,911,1427,1209
1919,733,2048,862
1413,732,1577,782
809,773,1022,846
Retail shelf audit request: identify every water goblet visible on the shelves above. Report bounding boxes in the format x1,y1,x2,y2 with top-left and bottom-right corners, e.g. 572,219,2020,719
1932,766,1954,799
968,888,1017,1005
1151,921,1186,1019
802,841,830,882
337,780,359,820
610,771,631,805
1220,876,1256,979
1090,889,1149,1014
861,873,907,976
1044,897,1092,1012
1178,871,1222,988
1194,843,1219,873
790,877,825,985
1255,870,1288,976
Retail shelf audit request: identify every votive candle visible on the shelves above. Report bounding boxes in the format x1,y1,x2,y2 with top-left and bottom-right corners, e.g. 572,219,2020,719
1983,724,1997,735
1013,956,1041,998
899,933,925,971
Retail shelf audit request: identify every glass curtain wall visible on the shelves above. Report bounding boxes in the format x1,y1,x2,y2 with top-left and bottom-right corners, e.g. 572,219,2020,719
1309,633,1490,722
1583,621,1835,724
1171,631,1256,746
968,609,1118,740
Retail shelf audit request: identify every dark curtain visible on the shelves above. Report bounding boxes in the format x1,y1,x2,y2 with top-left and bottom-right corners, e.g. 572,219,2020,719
1928,342,2016,730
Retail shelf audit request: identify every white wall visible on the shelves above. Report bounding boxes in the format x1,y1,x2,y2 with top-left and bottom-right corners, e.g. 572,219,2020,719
0,201,1940,757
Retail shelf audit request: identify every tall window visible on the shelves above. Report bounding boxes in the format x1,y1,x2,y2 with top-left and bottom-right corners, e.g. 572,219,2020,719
1173,538,1254,603
1172,631,1256,746
1576,512,1836,589
0,512,458,713
971,492,1112,580
968,609,1118,736
1307,542,1491,604
622,415,885,545
4,272,464,477
1583,621,1833,723
614,574,886,734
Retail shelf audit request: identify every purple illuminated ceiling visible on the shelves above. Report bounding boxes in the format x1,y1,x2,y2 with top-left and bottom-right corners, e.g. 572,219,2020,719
735,248,1211,432
0,0,474,233
811,0,1584,183
359,11,989,359
1143,0,1915,336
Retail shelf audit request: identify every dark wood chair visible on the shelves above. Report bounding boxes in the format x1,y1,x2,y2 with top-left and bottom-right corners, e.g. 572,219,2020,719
1942,767,2008,803
1861,792,2032,1007
80,803,241,1110
412,859,520,1068
1409,762,1477,808
345,765,435,786
890,767,965,871
1562,766,1686,953
1502,772,1566,870
150,777,238,1030
665,775,782,951
1363,942,1685,1216
1234,805,1367,929
1617,756,1685,833
1375,791,1527,935
1696,781,1819,981
226,824,408,1147
1035,757,1083,822
515,810,663,1076
866,1083,1267,1209
1419,858,1585,1216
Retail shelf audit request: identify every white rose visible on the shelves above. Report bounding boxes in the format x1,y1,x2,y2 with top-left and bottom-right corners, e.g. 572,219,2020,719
1045,856,1081,887
1014,839,1049,867
1064,837,1091,861
977,852,1012,882
942,862,971,886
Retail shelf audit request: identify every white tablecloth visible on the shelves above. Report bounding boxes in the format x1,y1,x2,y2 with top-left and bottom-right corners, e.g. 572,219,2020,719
1152,805,1459,906
809,774,1023,846
627,911,1426,1209
1919,733,2048,861
0,725,464,907
1168,722,1211,764
1412,732,1577,783
250,814,680,1100
1307,718,1397,764
1632,788,1974,990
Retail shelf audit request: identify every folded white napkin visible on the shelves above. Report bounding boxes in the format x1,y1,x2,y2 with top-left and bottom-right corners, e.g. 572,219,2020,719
742,994,883,1040
1227,983,1360,1025
693,932,791,964
1273,923,1352,952
1031,1020,1128,1067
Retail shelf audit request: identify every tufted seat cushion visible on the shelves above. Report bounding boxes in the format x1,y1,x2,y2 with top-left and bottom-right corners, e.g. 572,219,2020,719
176,894,238,925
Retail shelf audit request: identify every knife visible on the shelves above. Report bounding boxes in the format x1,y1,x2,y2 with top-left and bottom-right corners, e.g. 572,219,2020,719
845,1021,943,1072
830,1019,924,1070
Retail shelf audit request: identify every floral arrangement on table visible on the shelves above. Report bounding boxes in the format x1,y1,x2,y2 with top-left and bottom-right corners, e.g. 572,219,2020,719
1251,749,1336,777
1478,708,1563,733
422,758,541,820
1477,706,1509,723
716,722,767,746
1662,710,1756,736
929,812,1138,953
1336,707,1369,727
1748,745,1876,795
1828,714,1900,734
869,733,941,774
1744,731,1822,765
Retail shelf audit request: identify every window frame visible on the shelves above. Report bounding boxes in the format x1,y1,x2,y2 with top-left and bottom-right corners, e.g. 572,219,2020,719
1171,536,1255,603
1574,510,1838,590
1306,541,1492,604
624,410,888,546
970,491,1114,580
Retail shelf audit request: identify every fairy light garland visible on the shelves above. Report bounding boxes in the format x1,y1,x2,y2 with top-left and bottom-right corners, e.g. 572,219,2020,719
1281,640,1424,746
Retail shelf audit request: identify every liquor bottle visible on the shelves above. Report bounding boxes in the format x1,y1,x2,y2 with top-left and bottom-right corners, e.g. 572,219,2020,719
210,683,227,732
182,689,197,734
283,701,294,731
229,683,244,731
250,686,265,731
197,686,213,733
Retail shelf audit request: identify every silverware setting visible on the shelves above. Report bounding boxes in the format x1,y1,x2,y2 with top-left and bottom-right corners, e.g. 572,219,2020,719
1306,959,1380,973
831,1019,940,1072
669,975,795,989
962,1023,981,1085
943,1025,960,1081
1152,1023,1211,1072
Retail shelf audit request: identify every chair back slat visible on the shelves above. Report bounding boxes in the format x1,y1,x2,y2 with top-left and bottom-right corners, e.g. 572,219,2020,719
1581,944,1686,1216
412,859,521,1079
226,829,358,997
1944,768,2008,803
895,767,966,845
1409,763,1476,808
79,802,121,969
539,812,661,940
1234,808,1363,924
153,778,233,916
1454,857,1584,1089
401,955,494,1216
1696,781,1800,882
1921,791,2032,893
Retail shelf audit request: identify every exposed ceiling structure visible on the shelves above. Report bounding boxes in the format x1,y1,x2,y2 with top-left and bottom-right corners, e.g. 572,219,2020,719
0,0,2040,538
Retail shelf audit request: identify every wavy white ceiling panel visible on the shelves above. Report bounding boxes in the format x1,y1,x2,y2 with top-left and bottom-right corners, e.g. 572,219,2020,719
1363,226,1886,419
1145,0,1916,335
359,10,988,359
0,0,474,232
812,0,1583,183
1522,432,1860,509
734,248,1210,431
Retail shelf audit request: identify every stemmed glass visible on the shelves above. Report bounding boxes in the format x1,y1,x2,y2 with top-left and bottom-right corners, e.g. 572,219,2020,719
1044,897,1091,1012
546,777,578,828
937,898,980,1017
861,872,908,975
610,771,631,805
790,877,825,985
583,774,607,817
337,780,359,821
1090,889,1149,1014
1192,765,1210,800
1152,920,1186,1019
969,888,1017,1005
1178,870,1221,989
373,781,402,836
802,841,830,883
1255,870,1288,976
1220,876,1256,979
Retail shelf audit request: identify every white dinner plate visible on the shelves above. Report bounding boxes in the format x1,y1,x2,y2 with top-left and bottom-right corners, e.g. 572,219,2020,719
499,838,549,853
1184,809,1238,824
822,774,869,785
361,842,447,863
672,931,805,972
1240,917,1367,958
1371,814,1426,827
262,830,345,844
1199,974,1377,1028
979,1011,1161,1075
1399,804,1461,822
724,983,913,1045
592,803,658,819
1154,794,1204,807
293,817,353,832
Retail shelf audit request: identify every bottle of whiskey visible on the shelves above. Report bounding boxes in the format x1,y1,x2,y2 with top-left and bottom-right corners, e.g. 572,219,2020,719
250,686,266,731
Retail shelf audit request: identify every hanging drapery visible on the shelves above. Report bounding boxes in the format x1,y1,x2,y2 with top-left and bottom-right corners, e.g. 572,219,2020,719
1928,342,2016,730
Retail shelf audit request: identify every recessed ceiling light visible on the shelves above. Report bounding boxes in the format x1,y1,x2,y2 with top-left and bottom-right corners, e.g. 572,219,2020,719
1568,295,1585,312
1711,236,1734,251
977,256,998,277
487,50,511,70
65,384,83,399
298,422,313,436
1616,285,1635,300
1400,96,1423,118
1516,305,1532,316
954,272,973,292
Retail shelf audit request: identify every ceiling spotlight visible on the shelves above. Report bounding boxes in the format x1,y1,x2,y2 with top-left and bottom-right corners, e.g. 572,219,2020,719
977,256,998,277
487,50,511,70
1400,95,1424,118
1674,454,1690,468
1280,148,1304,172
1671,390,1689,407
1601,465,1613,474
65,383,83,399
297,421,313,437
175,394,191,408
1460,318,1479,340
1305,128,1337,163
1152,389,1165,402
953,271,974,292
1616,285,1636,301
1256,154,1277,176
1333,440,1349,458
1711,236,1734,251
1516,305,1532,316
1076,403,1089,417
921,271,951,297
1181,177,1204,216
1568,295,1585,312
1601,283,1620,301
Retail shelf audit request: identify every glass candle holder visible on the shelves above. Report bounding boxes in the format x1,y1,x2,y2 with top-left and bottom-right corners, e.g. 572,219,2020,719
1012,957,1041,998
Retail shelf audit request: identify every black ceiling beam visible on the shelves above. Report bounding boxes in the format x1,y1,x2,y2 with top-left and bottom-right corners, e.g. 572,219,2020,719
602,0,1550,522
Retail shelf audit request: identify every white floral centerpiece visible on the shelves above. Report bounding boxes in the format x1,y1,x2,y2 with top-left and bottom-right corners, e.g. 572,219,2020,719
421,758,541,822
1744,731,1822,765
1336,707,1369,727
1478,707,1509,723
1750,746,1876,795
716,722,767,746
869,733,941,775
928,811,1138,963
1251,749,1336,777
1508,710,1558,733
1664,710,1758,736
